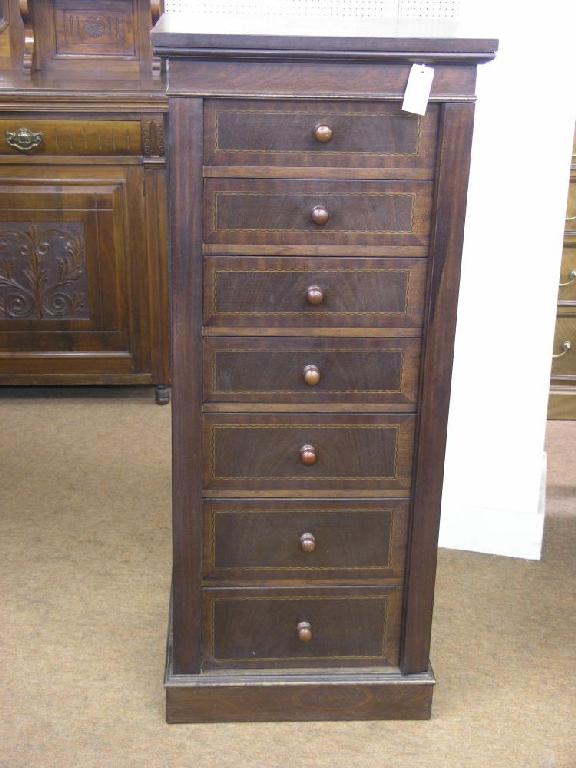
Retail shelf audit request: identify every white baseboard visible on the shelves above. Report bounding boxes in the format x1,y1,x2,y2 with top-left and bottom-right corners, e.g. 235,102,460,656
438,453,547,561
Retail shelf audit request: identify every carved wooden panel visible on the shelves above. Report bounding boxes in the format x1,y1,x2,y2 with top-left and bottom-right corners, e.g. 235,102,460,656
0,165,154,380
0,223,89,320
0,0,24,69
54,2,136,56
29,0,153,73
141,115,165,157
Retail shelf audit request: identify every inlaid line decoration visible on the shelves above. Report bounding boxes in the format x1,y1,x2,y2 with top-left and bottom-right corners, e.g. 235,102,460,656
210,267,414,316
207,423,401,481
207,506,397,571
208,347,409,395
205,594,393,662
212,107,423,157
212,191,416,235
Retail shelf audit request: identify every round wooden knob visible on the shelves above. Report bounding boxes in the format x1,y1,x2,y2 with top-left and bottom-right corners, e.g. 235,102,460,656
303,364,320,386
313,123,333,143
299,444,317,466
306,285,324,305
311,205,329,226
299,532,316,553
297,621,313,642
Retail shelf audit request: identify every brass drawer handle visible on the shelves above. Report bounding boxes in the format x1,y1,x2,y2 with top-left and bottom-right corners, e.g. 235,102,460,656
303,364,320,386
313,123,333,143
311,205,329,226
299,444,317,466
306,285,324,305
299,532,317,553
559,269,576,287
6,127,44,152
566,216,576,222
297,620,313,642
553,340,572,358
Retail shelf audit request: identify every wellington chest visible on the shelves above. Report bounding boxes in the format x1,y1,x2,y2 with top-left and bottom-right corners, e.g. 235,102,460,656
152,13,497,723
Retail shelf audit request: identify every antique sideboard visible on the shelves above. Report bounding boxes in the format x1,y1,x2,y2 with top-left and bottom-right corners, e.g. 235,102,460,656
152,13,497,722
0,0,170,403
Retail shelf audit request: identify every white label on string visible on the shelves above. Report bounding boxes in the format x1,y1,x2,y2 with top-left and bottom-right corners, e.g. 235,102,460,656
402,64,435,116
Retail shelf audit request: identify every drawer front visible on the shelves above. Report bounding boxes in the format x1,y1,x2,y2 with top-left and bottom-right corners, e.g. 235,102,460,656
204,99,438,172
203,413,415,495
203,499,409,582
551,314,576,379
202,586,402,669
203,337,421,406
204,179,432,248
566,172,575,234
0,119,143,156
557,240,576,303
204,256,428,329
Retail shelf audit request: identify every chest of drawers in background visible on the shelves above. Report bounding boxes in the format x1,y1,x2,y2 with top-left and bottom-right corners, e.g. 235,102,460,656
152,14,497,723
549,130,576,418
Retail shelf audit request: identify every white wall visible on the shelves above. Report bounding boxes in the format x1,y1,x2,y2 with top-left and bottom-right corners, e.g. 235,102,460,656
439,0,576,558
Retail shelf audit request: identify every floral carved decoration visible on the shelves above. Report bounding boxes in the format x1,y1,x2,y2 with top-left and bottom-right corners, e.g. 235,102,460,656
0,223,89,320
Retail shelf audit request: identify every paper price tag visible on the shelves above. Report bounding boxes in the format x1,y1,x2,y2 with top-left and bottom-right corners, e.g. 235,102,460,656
402,64,435,116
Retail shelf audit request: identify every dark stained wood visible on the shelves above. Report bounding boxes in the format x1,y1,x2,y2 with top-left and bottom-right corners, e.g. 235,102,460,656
0,72,170,394
202,585,402,670
204,178,433,248
401,101,476,674
202,498,409,583
202,412,415,496
169,96,204,674
152,12,497,59
166,669,434,723
0,165,145,376
29,0,153,74
166,59,478,101
157,13,496,721
203,256,428,330
203,336,421,406
204,99,438,172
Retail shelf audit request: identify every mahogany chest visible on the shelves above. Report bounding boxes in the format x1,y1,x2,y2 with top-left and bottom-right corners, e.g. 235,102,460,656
152,13,497,722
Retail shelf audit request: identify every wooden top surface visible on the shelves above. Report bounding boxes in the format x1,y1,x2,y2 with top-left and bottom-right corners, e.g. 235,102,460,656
151,12,498,59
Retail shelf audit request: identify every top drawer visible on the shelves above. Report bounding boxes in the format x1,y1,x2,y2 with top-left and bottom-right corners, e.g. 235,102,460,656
204,99,438,173
0,119,143,156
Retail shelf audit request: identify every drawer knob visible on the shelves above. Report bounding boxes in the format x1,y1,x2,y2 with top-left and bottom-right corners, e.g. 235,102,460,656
299,444,317,466
553,340,572,358
6,127,44,153
299,532,317,553
313,123,333,143
311,205,330,226
559,269,576,287
297,620,313,642
306,285,324,305
303,364,320,386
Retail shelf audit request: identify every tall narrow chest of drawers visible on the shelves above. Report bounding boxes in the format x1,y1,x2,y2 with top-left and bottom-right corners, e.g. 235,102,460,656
152,14,497,723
